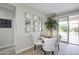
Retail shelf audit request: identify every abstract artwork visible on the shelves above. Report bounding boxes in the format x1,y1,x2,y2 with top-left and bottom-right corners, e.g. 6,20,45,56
0,19,12,28
25,19,31,26
25,27,31,33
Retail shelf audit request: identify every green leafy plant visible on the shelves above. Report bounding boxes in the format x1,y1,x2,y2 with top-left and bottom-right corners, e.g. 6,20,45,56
45,14,58,37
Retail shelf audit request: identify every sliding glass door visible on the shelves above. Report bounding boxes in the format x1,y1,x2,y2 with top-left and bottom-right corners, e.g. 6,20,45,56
69,15,79,45
59,17,69,43
59,15,79,45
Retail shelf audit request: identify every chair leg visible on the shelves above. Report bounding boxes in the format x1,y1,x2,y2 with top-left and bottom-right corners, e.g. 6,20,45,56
58,45,60,50
52,51,54,55
44,51,46,55
41,45,43,50
34,45,36,50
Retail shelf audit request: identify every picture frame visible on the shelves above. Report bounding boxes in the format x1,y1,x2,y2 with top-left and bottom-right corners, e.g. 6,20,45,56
33,16,40,26
25,13,31,19
25,27,31,33
33,20,39,26
25,19,31,26
0,19,12,28
33,16,39,20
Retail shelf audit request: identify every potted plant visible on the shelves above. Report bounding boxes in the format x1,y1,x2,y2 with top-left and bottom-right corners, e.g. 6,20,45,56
45,13,58,38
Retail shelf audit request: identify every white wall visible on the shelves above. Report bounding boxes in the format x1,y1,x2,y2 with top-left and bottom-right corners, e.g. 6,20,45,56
58,10,79,18
14,5,46,53
0,7,15,48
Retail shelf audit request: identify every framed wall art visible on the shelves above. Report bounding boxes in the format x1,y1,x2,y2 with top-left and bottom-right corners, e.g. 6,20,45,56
25,27,31,33
0,19,12,28
25,19,31,26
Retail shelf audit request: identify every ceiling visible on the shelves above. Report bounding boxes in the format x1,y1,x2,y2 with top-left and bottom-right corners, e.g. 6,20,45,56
0,3,15,11
24,3,79,15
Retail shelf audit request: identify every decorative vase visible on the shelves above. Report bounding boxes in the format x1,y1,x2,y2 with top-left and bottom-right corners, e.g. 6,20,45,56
48,30,53,38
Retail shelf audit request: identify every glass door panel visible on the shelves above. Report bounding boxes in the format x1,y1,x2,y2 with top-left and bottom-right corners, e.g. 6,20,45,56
69,15,79,45
59,17,69,42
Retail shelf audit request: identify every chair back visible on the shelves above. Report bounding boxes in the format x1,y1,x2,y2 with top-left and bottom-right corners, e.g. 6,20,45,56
57,34,61,43
32,32,41,44
42,37,57,52
55,34,61,46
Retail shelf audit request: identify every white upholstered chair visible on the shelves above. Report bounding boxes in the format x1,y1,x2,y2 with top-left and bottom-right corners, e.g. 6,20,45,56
32,33,43,50
42,37,57,55
55,34,61,50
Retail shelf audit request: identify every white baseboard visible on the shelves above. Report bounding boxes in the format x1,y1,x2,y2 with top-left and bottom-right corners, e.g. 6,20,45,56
0,44,14,49
16,45,34,54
